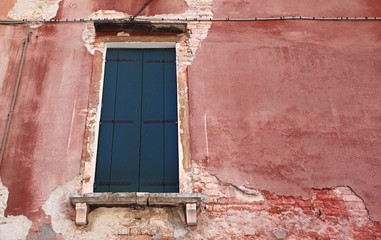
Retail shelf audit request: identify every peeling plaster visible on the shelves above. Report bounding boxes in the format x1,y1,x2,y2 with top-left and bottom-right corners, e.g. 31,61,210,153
42,177,190,239
0,178,32,240
7,0,62,20
42,177,82,239
0,178,8,217
191,185,377,239
41,160,378,239
188,162,265,202
84,207,189,239
81,0,214,73
82,10,131,55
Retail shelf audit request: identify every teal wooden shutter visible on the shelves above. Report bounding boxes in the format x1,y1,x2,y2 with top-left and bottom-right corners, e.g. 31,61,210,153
94,48,179,193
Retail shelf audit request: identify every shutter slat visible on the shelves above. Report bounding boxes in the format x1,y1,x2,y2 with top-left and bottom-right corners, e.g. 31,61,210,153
109,49,143,192
139,49,165,193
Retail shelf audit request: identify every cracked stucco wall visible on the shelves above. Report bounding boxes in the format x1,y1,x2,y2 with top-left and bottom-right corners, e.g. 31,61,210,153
0,178,32,240
2,0,380,239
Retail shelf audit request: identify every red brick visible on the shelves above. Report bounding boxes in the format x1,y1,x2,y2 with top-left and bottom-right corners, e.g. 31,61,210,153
269,197,297,205
316,200,344,209
323,208,346,216
155,237,176,240
192,183,203,193
120,236,151,240
302,210,314,216
353,231,375,240
314,194,341,201
299,200,312,207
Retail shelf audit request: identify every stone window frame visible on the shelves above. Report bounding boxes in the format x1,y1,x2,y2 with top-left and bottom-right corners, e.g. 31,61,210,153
81,40,191,194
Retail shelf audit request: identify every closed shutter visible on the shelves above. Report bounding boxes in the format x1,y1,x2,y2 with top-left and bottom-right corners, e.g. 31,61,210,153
94,48,179,193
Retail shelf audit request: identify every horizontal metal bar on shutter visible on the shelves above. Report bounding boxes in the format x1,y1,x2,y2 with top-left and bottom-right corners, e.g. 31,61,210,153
100,120,134,124
143,119,177,124
94,181,132,187
141,182,179,186
106,58,136,62
145,59,175,63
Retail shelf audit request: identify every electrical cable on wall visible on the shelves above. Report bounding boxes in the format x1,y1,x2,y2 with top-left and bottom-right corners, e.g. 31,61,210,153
0,16,380,25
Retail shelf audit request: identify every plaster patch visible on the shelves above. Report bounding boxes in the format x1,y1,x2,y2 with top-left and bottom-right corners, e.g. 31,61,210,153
189,162,265,202
43,177,189,239
82,10,131,55
42,177,82,239
117,32,130,37
81,0,214,73
333,186,372,226
235,186,265,202
86,207,181,239
0,177,8,216
8,0,62,20
0,178,32,240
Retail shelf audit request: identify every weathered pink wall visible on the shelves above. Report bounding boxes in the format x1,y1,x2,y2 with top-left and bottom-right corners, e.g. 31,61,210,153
55,0,188,19
0,0,187,19
0,0,380,238
189,0,381,220
0,0,190,233
0,25,25,151
213,0,381,18
0,0,16,18
0,23,92,229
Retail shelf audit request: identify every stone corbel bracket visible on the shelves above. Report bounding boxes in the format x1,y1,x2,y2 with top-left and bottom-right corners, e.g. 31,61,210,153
69,192,203,226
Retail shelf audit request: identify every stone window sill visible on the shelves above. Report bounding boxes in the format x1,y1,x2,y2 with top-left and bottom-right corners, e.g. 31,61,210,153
69,192,202,226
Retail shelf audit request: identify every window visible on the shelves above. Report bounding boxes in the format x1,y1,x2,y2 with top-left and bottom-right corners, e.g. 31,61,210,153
94,48,179,193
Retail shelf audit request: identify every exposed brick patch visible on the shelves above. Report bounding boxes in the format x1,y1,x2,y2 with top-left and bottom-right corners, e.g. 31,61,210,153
186,163,381,239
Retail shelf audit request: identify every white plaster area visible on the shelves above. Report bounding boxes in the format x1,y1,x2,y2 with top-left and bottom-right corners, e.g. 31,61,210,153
83,207,188,239
42,176,82,239
82,0,214,73
7,0,63,20
0,177,32,240
43,177,190,239
0,178,8,216
189,162,265,202
82,10,131,55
